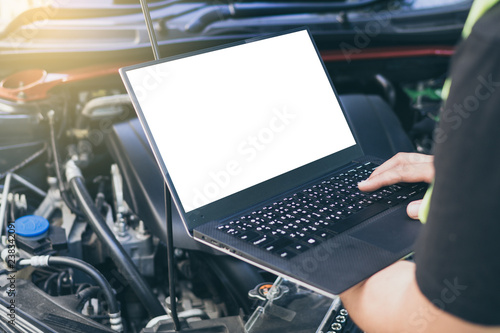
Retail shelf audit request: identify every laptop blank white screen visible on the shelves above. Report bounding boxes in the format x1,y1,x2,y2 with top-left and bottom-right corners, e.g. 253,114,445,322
126,30,356,213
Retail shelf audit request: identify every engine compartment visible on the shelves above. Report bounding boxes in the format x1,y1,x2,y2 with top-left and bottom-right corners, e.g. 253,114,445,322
0,33,447,332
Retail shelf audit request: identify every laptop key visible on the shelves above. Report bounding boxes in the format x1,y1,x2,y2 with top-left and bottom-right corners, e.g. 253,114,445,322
252,236,276,247
313,229,337,239
385,198,399,207
238,231,260,242
276,249,297,259
324,204,389,234
304,237,319,246
264,238,294,252
226,229,240,236
347,205,363,213
288,243,310,253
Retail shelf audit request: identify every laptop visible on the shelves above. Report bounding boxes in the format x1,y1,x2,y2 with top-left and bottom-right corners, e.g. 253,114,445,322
119,28,424,296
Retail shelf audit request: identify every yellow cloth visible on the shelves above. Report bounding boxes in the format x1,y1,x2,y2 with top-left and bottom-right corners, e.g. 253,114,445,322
418,182,433,224
462,0,500,38
440,0,499,101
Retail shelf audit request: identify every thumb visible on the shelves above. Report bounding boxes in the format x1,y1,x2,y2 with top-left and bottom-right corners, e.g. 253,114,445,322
406,200,423,220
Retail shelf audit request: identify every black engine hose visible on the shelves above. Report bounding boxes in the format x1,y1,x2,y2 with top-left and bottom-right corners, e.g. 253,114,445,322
67,171,166,318
77,285,101,301
47,256,119,314
47,110,85,218
20,255,122,332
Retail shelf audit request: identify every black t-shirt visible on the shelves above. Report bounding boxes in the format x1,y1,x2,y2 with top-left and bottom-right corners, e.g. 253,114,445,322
414,3,500,326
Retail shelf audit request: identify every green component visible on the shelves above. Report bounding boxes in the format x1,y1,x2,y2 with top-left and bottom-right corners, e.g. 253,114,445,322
403,87,442,103
428,114,440,122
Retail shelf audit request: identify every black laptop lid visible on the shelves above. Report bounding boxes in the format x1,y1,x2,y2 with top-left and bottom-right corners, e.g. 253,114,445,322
120,29,363,231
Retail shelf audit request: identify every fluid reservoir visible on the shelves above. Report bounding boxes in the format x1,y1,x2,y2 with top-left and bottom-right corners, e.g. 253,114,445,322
14,215,67,255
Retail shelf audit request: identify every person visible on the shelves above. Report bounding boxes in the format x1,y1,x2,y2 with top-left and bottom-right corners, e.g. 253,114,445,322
339,0,500,331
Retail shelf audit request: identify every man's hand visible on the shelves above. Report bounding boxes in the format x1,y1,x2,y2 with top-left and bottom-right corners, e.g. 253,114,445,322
358,153,434,219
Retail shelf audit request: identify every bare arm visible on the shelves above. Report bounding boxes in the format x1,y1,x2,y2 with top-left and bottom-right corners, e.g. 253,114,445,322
340,261,500,333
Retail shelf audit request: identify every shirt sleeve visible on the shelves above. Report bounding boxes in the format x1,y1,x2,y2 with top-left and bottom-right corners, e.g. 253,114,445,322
414,3,500,326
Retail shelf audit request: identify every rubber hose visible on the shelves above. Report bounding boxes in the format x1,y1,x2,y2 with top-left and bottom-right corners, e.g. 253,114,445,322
47,256,119,314
69,176,166,317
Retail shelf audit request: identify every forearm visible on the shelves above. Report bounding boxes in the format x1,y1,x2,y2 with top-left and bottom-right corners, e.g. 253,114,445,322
340,261,419,333
340,261,499,333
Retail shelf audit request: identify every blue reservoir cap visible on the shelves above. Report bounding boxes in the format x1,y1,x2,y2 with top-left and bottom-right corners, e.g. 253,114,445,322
15,215,50,237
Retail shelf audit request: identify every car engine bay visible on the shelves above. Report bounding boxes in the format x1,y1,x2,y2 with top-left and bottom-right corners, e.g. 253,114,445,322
0,0,469,332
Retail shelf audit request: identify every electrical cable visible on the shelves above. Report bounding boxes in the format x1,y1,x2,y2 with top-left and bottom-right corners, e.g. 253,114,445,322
56,270,68,295
93,176,108,212
57,92,69,140
43,272,59,294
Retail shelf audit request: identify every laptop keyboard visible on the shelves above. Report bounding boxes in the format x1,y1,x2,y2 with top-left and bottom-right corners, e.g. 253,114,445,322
217,162,426,259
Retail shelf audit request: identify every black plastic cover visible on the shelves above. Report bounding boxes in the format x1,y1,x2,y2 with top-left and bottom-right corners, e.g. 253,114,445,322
15,226,68,255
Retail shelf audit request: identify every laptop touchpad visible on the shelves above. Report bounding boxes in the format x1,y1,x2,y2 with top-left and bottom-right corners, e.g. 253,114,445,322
349,210,421,253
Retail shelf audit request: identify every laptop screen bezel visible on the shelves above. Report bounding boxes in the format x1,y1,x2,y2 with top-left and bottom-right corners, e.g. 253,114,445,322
120,27,364,232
